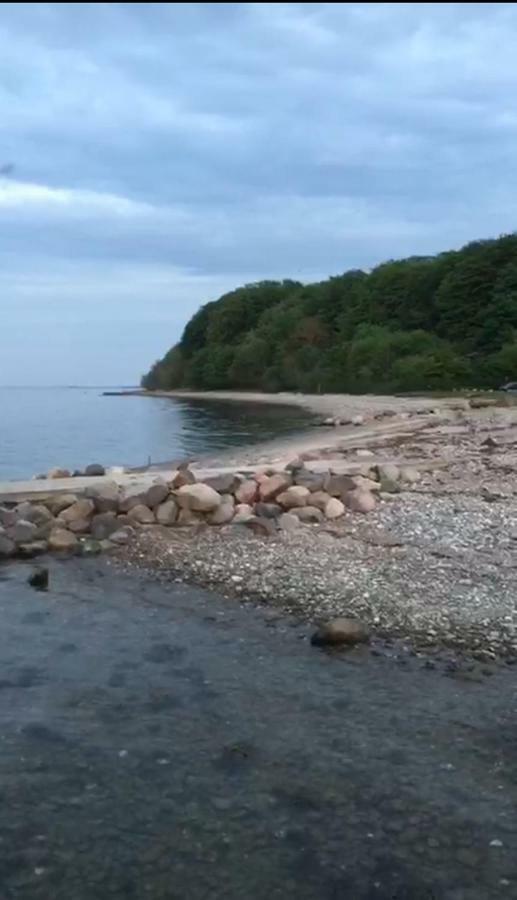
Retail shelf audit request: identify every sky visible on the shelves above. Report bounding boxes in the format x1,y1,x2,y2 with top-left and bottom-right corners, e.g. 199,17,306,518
2,2,517,385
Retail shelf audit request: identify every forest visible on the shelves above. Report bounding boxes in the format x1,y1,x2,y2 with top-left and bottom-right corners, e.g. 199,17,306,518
142,234,517,393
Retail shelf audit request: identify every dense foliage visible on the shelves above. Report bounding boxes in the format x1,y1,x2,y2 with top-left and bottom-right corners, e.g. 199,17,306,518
142,234,517,393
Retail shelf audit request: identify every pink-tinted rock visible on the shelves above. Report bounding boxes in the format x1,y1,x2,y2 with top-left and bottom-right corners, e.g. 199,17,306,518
259,473,292,502
235,480,258,504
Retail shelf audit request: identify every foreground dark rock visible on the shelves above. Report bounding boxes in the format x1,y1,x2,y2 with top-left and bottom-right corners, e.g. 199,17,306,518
311,617,371,647
28,565,49,590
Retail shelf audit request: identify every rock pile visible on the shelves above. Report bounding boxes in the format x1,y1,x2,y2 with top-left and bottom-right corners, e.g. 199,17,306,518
0,460,421,560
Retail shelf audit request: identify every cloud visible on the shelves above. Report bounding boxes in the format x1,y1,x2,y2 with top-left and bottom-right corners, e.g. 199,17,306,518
1,2,517,382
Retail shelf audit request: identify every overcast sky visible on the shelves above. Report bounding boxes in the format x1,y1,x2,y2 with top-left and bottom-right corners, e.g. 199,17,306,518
2,2,517,385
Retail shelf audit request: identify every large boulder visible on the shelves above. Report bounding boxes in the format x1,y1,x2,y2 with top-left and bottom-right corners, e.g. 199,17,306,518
58,498,95,525
127,504,155,525
48,528,79,553
235,479,258,505
290,506,324,524
16,503,54,526
90,511,119,540
325,498,345,520
84,464,106,477
11,520,38,543
343,489,376,513
176,483,221,512
259,473,292,502
155,499,179,526
48,467,71,479
84,480,120,513
311,617,370,647
119,480,168,512
276,486,310,510
46,494,78,516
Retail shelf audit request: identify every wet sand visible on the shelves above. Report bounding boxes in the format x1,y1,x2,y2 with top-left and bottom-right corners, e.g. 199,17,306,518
1,558,517,899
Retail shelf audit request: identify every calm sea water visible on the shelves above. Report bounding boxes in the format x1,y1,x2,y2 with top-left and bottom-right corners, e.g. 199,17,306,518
0,387,312,481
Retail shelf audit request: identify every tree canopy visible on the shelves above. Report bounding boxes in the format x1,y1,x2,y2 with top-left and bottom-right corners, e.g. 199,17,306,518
142,234,517,393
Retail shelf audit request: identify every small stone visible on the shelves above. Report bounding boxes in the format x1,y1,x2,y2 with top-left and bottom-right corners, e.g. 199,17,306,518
84,463,106,477
254,502,282,519
28,567,49,590
356,449,374,458
325,498,345,519
376,463,400,482
351,415,364,426
379,477,400,494
48,529,79,553
278,512,300,532
399,467,421,484
80,538,102,556
109,527,134,546
232,504,254,523
245,517,277,536
47,467,71,479
489,839,503,848
311,617,370,647
343,489,376,513
290,506,324,523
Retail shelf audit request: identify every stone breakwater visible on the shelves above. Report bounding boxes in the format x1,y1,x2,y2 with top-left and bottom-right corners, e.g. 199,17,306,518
0,457,423,560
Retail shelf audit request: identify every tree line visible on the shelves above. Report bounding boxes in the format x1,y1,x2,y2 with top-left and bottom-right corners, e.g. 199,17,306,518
142,233,517,393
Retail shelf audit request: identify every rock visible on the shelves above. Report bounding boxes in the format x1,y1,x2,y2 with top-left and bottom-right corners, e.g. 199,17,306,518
232,504,255,523
203,473,241,494
323,417,335,426
343,489,377,513
254,502,282,519
84,481,120,513
481,436,498,450
324,474,356,497
293,471,326,492
235,479,258,505
351,415,364,426
28,566,49,589
155,499,179,526
17,503,54,526
67,518,91,534
79,538,102,556
325,498,345,519
84,463,106,477
207,502,235,525
276,486,310,510
379,477,400,494
470,396,497,409
356,449,375,458
11,520,38,543
171,466,196,488
258,473,292,502
399,467,421,484
311,617,370,647
245,517,277,536
376,463,399,482
176,483,221,512
119,480,168,512
0,506,17,528
48,528,79,553
0,534,15,558
58,498,95,525
127,504,155,525
90,511,119,540
146,482,170,509
46,494,78,516
47,467,71,479
309,490,333,512
177,508,206,526
284,457,304,474
291,506,324,523
17,541,48,558
352,475,380,492
278,512,301,532
109,527,134,546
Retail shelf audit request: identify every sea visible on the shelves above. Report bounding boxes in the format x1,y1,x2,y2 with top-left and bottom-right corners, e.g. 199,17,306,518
0,387,313,481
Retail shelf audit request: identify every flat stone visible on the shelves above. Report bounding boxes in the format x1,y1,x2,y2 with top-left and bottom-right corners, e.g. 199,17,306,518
311,617,370,647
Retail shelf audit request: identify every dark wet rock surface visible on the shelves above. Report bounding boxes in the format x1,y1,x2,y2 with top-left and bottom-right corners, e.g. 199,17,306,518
0,560,517,899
